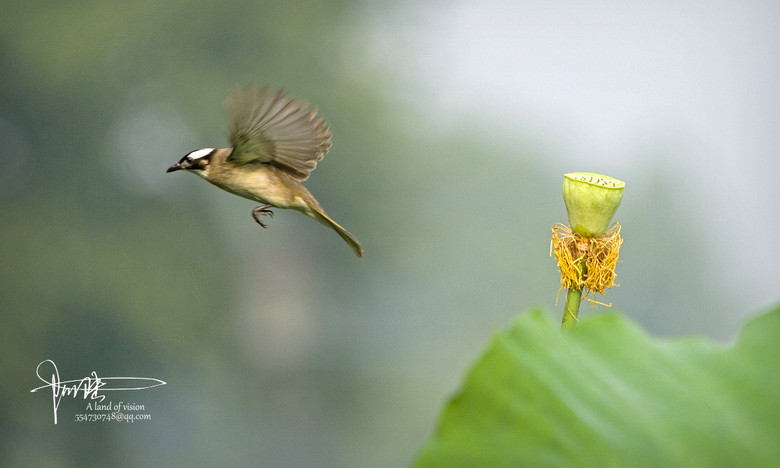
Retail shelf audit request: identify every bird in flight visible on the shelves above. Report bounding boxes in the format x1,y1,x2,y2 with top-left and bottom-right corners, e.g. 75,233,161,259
167,84,363,258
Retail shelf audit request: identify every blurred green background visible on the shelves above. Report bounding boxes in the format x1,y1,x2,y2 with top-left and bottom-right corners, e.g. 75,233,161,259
2,0,778,466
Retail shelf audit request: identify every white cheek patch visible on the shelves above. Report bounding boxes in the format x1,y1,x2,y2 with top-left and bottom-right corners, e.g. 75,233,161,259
187,148,215,160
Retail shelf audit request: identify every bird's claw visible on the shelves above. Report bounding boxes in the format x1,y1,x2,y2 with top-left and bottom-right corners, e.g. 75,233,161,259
252,205,274,228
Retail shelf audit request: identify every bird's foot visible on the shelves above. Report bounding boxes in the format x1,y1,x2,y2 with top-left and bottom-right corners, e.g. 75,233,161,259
252,205,274,228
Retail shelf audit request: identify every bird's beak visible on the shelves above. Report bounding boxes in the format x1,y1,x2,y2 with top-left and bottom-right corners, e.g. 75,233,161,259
166,162,182,173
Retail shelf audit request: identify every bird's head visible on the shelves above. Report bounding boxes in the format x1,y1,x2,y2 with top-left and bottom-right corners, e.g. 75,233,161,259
166,148,215,174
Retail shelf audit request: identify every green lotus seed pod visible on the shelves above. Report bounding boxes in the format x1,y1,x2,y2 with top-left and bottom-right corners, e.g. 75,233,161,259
563,172,624,237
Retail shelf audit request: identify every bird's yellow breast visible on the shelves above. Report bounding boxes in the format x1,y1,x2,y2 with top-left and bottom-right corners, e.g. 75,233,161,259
202,162,308,210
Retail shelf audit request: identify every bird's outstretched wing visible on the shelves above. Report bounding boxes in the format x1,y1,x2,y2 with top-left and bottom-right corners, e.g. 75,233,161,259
224,84,332,181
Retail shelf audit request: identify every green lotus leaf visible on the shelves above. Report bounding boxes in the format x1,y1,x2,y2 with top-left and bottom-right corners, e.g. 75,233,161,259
415,305,780,467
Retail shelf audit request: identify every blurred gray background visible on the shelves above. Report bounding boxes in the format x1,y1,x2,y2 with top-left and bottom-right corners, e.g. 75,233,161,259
2,0,778,466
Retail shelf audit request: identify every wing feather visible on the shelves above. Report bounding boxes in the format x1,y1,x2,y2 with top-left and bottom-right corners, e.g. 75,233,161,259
225,84,332,181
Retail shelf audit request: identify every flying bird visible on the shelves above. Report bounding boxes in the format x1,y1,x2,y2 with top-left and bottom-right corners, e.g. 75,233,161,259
167,84,363,258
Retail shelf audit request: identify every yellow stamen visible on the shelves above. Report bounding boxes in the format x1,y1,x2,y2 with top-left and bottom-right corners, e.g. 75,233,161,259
551,222,622,305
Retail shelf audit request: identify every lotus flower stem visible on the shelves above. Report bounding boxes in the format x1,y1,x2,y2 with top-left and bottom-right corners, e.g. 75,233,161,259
562,287,582,329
